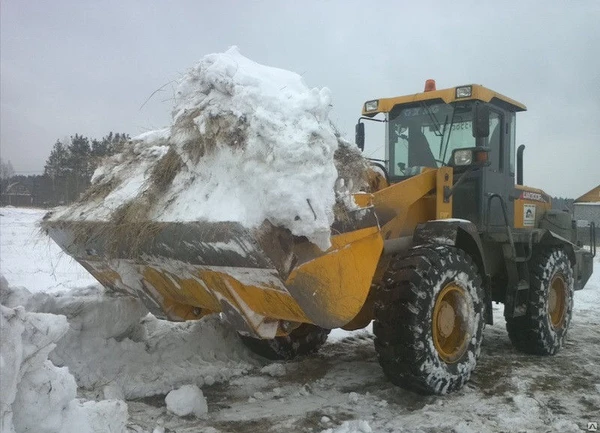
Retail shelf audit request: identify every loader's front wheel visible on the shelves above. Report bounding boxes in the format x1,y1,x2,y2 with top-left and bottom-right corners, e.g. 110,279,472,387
506,248,574,355
374,245,485,394
239,323,330,361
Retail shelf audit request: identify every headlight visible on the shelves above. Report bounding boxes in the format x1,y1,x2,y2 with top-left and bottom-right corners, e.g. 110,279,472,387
364,100,379,111
455,86,472,98
454,150,473,166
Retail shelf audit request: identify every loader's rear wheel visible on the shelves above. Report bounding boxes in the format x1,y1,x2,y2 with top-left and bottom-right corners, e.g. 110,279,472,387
239,324,330,361
374,245,485,395
506,248,574,355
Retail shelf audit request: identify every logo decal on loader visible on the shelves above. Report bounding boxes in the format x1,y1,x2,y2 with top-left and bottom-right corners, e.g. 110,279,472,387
520,191,546,202
523,204,536,227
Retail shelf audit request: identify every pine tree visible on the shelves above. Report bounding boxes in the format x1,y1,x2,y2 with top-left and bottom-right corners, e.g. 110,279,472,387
44,140,71,203
44,140,69,178
42,131,130,205
67,134,92,200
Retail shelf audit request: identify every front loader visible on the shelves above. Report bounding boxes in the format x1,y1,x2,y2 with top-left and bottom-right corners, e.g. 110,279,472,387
44,80,595,394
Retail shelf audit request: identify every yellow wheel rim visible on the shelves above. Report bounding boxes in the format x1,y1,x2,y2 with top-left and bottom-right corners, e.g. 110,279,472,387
548,274,567,329
432,283,471,363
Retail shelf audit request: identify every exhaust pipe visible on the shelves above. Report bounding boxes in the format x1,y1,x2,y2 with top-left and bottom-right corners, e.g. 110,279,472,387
517,145,525,186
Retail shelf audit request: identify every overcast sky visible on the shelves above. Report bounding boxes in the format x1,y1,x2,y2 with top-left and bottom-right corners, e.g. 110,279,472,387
1,1,599,197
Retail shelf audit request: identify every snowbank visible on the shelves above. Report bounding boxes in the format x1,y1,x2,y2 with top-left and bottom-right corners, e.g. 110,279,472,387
1,282,256,400
0,304,128,433
49,47,368,250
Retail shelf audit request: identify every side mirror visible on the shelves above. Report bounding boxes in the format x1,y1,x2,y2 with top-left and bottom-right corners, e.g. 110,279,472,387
472,103,490,138
355,122,365,151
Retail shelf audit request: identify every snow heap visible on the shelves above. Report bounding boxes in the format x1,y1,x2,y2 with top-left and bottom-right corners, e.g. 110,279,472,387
321,420,372,433
165,384,208,418
0,303,128,433
1,281,256,400
50,47,368,250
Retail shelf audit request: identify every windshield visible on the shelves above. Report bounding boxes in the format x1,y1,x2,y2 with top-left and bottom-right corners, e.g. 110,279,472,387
388,101,477,176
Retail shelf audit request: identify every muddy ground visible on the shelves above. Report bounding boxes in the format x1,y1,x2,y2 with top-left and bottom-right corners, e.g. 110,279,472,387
127,305,600,433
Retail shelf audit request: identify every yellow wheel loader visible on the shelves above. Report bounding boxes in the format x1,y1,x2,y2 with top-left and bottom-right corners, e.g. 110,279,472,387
44,80,596,395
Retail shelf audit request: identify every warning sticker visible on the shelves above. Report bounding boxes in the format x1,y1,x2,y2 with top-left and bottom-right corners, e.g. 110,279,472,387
523,204,536,227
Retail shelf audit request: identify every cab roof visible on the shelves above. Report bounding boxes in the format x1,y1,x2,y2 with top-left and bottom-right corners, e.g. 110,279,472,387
362,84,527,116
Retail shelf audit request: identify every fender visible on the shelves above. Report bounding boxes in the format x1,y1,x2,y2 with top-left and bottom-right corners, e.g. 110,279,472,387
538,229,593,291
412,220,493,325
538,229,576,265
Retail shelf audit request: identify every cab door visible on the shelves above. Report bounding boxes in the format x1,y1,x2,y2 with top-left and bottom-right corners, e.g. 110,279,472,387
483,108,514,228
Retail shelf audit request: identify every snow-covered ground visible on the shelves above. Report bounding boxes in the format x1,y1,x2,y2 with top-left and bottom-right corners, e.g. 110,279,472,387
0,207,97,293
1,207,599,433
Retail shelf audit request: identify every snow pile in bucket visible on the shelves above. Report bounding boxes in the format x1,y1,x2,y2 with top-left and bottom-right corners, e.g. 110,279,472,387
48,47,368,250
0,302,128,433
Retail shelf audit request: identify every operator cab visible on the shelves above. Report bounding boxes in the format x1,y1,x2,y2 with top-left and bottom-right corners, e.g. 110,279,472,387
357,81,527,228
388,100,488,177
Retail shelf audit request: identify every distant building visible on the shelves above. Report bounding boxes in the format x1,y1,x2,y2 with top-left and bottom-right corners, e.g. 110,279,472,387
574,184,600,246
1,182,34,207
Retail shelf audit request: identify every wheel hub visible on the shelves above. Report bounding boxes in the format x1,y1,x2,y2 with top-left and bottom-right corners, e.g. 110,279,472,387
437,301,456,337
432,283,471,363
548,274,567,329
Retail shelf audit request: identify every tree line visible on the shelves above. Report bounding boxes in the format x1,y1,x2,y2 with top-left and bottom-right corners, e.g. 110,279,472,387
0,137,577,210
1,132,129,207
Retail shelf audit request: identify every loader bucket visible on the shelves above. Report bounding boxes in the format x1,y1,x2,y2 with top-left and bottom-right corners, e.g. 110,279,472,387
44,212,383,339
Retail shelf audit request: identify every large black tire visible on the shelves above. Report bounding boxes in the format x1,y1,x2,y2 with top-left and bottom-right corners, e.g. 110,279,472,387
239,324,330,361
506,248,574,355
374,245,485,395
